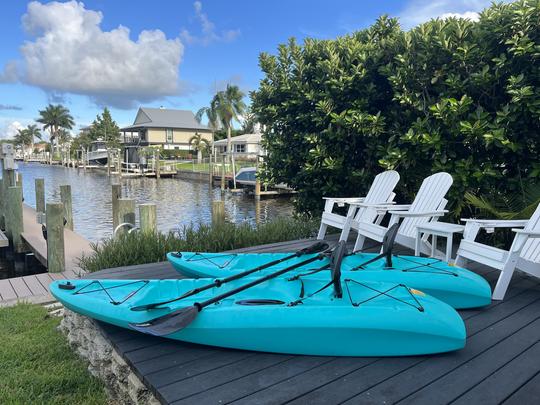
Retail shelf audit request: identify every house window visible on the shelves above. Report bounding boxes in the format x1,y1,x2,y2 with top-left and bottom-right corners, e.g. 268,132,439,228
234,144,246,153
166,128,173,143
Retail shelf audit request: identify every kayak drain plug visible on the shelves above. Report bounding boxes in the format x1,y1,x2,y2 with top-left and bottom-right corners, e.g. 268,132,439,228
59,281,76,290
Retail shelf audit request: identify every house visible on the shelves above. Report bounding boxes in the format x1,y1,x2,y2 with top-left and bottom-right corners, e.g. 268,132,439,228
213,133,264,159
120,107,212,152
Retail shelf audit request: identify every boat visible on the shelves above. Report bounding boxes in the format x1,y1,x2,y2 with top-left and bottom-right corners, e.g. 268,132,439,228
167,251,492,309
86,139,109,165
50,276,465,356
235,167,257,186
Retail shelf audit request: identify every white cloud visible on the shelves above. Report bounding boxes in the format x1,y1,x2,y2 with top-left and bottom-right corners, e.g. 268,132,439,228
1,121,25,140
5,1,184,108
398,0,498,29
181,1,240,46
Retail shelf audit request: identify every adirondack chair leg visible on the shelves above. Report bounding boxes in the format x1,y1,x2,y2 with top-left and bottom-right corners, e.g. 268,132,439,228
339,206,356,241
492,254,520,300
317,223,328,240
354,234,366,252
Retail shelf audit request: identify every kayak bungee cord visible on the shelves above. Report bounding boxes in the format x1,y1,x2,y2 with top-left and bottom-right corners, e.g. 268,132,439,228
71,280,150,305
130,241,330,312
178,252,238,269
343,279,424,312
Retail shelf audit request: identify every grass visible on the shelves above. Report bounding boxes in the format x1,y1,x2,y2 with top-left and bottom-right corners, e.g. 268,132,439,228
0,303,107,405
79,217,319,272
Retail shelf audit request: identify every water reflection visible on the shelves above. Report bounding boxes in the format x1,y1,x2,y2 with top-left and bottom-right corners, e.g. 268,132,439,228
18,163,293,242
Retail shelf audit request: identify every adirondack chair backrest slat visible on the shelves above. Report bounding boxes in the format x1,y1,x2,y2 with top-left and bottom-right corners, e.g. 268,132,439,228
520,203,540,263
354,171,400,223
399,173,453,238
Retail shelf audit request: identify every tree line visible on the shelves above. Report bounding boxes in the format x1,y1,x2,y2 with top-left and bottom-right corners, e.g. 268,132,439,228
251,0,540,218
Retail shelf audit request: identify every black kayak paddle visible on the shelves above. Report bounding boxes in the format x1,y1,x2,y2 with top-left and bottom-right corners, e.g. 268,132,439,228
130,241,329,312
129,245,332,336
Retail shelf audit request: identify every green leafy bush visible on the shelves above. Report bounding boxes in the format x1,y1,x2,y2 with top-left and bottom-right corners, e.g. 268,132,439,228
252,0,540,217
79,217,319,272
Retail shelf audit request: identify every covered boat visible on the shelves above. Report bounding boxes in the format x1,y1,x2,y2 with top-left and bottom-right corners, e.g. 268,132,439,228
50,275,465,356
167,251,491,309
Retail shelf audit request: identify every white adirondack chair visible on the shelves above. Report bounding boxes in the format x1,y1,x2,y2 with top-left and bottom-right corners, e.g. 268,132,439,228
455,203,540,300
352,172,453,253
317,171,400,241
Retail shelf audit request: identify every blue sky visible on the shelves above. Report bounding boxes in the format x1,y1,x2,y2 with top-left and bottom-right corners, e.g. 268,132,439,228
0,0,498,139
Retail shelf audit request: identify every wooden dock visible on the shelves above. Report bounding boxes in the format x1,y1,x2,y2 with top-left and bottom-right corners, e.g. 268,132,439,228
0,203,91,306
21,204,93,271
70,238,540,405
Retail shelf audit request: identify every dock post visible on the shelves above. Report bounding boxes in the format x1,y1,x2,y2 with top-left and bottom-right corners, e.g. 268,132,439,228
221,155,226,191
16,172,22,188
60,185,74,230
6,186,24,253
111,184,122,231
156,150,161,179
212,200,225,225
139,203,157,233
46,202,65,273
255,179,261,200
115,198,136,236
35,178,45,214
1,166,16,229
107,149,111,176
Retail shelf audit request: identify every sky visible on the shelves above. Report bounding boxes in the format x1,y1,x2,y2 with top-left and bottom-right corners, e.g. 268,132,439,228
0,0,500,139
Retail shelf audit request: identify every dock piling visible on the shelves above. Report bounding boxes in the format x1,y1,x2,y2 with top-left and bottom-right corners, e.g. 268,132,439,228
212,200,225,225
46,202,65,273
60,185,74,230
35,178,45,214
6,186,24,253
111,184,121,231
221,155,226,191
139,204,157,233
115,198,136,236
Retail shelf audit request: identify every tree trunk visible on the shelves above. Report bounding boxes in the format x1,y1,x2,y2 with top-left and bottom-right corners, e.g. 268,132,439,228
226,124,232,163
197,149,202,163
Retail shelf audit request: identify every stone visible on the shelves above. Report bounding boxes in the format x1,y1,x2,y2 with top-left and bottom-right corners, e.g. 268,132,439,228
59,308,159,404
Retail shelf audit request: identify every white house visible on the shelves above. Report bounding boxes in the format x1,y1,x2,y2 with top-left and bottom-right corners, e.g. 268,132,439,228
213,133,264,159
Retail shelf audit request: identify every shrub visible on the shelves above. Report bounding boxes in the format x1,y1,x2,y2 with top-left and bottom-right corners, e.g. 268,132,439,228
252,0,540,218
79,217,319,272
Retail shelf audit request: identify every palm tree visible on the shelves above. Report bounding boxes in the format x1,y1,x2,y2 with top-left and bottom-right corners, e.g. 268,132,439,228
14,128,32,160
213,84,246,159
25,124,42,157
36,104,74,163
196,102,221,160
189,133,211,163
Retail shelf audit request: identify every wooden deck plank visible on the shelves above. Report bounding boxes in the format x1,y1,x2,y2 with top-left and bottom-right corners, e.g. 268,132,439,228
503,370,540,404
0,279,17,301
396,317,540,404
35,272,54,292
9,277,32,298
161,353,295,403
172,356,333,405
453,341,540,405
338,296,540,405
231,357,379,405
22,275,48,296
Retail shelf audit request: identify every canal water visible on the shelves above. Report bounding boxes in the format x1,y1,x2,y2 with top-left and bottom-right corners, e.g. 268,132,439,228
17,163,293,242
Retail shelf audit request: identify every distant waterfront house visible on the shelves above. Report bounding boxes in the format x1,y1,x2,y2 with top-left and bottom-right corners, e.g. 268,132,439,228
213,133,263,159
120,107,213,153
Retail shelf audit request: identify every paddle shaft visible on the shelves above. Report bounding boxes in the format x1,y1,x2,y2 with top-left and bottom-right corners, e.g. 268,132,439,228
132,242,328,311
195,252,327,310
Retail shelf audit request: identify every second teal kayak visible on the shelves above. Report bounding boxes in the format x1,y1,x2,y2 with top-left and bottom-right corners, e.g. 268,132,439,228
167,251,492,309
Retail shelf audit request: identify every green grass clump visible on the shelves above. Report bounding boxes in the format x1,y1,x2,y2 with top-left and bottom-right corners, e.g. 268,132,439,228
0,304,107,404
79,217,319,272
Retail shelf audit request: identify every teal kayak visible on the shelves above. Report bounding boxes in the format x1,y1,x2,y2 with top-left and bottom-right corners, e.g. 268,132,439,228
50,277,465,356
167,251,492,309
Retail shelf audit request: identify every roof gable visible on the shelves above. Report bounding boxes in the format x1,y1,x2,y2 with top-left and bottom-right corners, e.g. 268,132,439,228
133,108,152,125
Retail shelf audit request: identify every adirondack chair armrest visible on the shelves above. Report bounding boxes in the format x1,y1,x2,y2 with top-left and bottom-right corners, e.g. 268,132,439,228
322,197,365,207
511,229,540,238
460,219,529,228
388,210,448,218
349,201,396,208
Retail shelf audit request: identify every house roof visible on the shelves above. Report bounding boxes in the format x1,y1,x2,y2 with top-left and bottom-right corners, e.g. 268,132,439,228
121,107,210,131
213,133,262,146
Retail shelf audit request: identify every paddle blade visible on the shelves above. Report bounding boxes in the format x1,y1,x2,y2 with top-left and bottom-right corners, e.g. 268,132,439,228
129,306,199,336
299,241,330,255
